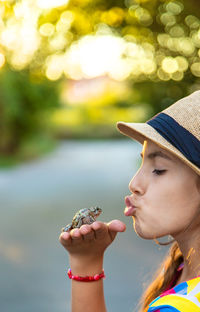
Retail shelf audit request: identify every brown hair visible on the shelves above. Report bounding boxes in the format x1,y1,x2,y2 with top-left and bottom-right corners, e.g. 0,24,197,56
138,240,183,312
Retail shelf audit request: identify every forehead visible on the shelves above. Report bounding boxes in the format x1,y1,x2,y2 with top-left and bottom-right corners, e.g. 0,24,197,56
142,140,175,161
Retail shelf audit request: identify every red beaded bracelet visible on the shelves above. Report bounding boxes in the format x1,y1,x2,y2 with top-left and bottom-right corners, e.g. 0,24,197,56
67,268,105,282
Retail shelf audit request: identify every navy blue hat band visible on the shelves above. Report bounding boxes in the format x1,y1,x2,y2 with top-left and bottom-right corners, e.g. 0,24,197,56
147,113,200,168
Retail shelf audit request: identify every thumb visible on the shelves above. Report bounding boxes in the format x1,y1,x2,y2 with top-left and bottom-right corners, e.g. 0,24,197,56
107,219,126,240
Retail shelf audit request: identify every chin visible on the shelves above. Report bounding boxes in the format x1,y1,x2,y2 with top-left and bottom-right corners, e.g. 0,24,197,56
133,219,164,240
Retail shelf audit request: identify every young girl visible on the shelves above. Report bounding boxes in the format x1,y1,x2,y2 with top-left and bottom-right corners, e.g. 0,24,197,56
59,91,200,312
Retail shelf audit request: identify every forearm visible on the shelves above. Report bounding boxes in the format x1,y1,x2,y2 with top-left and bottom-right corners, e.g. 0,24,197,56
59,221,126,311
71,279,106,312
70,257,107,312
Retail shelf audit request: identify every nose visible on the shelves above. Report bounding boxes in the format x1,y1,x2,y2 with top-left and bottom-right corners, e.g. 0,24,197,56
129,169,145,195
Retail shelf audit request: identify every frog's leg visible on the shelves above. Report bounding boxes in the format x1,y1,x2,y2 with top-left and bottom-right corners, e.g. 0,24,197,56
62,223,72,232
76,218,84,228
88,215,96,224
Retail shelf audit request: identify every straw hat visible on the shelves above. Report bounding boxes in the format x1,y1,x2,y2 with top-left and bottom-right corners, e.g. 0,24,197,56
116,90,200,176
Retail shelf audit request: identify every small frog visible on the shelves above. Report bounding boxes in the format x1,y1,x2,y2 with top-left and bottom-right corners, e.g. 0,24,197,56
62,206,102,232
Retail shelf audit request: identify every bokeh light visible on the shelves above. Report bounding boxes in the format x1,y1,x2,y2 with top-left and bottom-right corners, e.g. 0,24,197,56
37,0,70,9
45,54,64,80
162,57,178,74
190,62,200,77
39,23,55,37
166,1,184,15
0,53,5,67
0,0,199,82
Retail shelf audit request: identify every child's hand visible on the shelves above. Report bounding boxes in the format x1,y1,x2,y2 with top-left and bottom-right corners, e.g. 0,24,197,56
59,220,126,270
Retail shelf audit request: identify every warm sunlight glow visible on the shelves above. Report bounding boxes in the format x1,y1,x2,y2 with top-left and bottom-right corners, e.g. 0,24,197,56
0,53,5,68
37,0,70,9
39,23,55,37
0,0,200,82
45,54,64,80
62,34,156,81
1,0,40,70
161,57,178,74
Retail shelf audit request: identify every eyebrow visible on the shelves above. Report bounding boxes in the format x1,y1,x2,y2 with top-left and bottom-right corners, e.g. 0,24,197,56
140,151,173,161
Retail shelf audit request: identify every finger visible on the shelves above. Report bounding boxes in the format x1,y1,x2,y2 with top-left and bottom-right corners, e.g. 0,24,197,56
59,231,72,247
70,228,83,245
80,224,95,242
107,220,126,232
107,220,126,240
92,221,109,239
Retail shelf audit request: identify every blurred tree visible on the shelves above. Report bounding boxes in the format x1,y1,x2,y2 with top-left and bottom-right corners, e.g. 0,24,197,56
0,0,200,162
1,0,200,83
0,67,60,156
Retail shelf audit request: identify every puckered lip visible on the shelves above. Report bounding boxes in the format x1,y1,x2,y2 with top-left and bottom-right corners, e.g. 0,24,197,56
124,195,137,209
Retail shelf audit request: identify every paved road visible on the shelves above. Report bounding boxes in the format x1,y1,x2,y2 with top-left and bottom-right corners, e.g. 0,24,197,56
0,140,169,312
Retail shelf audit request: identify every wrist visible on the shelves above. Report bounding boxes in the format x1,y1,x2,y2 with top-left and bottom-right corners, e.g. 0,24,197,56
68,268,105,282
69,255,104,276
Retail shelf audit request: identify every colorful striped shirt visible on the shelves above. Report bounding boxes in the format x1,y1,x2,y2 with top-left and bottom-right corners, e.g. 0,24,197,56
148,263,200,312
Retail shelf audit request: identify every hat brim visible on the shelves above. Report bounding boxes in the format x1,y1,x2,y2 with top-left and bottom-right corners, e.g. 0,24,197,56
116,121,200,176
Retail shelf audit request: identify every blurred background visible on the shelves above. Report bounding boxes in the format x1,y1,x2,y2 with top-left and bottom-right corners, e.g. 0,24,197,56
0,0,200,311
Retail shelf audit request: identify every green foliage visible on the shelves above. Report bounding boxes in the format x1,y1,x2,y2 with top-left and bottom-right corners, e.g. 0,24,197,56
2,0,200,81
1,0,200,168
132,79,194,115
0,134,57,168
0,66,60,156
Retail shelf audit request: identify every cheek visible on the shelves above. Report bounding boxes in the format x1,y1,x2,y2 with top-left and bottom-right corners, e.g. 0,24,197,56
140,177,199,235
170,177,199,218
134,194,174,238
147,176,197,215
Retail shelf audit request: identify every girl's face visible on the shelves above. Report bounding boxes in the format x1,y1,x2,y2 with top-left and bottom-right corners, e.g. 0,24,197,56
126,139,200,240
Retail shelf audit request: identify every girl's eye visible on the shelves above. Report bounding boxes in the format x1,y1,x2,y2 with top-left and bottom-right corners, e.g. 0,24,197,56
152,169,166,175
